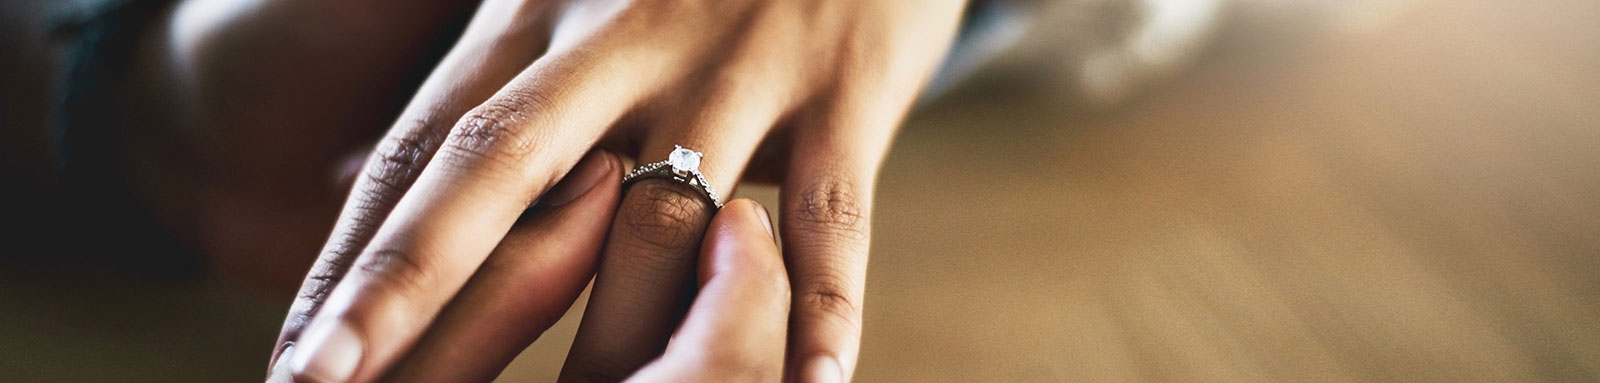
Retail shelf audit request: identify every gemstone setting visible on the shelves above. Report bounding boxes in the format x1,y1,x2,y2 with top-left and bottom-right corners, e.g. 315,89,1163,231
667,146,702,173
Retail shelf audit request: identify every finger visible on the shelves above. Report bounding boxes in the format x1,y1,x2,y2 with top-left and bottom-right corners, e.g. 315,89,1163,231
555,176,710,383
559,75,787,383
286,42,660,383
628,199,789,382
269,1,554,371
781,101,902,383
385,150,620,383
781,5,965,379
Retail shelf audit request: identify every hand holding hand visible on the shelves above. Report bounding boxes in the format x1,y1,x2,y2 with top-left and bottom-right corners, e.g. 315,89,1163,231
268,151,793,382
269,1,968,382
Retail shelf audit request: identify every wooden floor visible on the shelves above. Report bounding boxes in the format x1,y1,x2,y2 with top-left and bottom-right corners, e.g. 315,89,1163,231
857,1,1600,380
4,0,1598,381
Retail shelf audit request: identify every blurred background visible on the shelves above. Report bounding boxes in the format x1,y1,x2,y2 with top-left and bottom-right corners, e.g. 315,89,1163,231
4,0,1599,381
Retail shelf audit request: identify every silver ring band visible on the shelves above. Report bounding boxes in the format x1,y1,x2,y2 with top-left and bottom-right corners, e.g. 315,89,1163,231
621,145,724,208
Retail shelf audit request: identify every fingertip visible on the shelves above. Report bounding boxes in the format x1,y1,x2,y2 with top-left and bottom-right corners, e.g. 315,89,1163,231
597,148,620,177
594,149,622,194
289,320,364,383
696,199,779,280
714,198,773,239
585,148,622,198
709,198,780,251
798,355,844,383
265,344,295,383
753,199,775,238
542,149,619,208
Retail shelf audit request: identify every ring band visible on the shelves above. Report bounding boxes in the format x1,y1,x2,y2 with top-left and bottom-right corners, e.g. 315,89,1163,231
622,145,724,208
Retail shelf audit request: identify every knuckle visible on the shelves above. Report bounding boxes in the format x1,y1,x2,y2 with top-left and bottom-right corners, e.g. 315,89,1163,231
441,91,555,168
295,256,349,304
285,277,333,330
354,247,438,300
285,245,364,330
288,208,404,331
791,178,869,241
364,127,445,198
797,273,862,329
443,104,521,161
334,198,390,247
615,180,714,252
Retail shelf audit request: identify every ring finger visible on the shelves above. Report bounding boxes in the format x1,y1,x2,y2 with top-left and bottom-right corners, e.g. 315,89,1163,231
558,77,789,382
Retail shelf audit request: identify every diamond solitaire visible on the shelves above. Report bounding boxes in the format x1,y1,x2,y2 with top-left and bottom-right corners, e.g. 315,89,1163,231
667,146,703,175
621,145,723,208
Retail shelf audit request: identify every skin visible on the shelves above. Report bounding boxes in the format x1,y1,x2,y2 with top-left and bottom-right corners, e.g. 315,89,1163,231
262,1,969,382
266,153,794,382
3,0,965,381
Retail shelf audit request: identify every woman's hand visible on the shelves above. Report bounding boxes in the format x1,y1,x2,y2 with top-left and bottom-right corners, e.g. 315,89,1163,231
270,0,968,382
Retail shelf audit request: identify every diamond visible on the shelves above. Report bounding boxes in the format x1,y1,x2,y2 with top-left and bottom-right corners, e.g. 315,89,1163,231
667,146,702,173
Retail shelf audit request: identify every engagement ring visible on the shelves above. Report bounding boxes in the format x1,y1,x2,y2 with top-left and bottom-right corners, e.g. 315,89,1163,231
622,145,724,208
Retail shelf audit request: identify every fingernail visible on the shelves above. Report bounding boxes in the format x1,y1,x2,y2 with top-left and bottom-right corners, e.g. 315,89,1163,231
543,150,615,207
289,321,363,383
265,344,296,383
751,202,775,238
333,148,369,185
801,355,843,383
